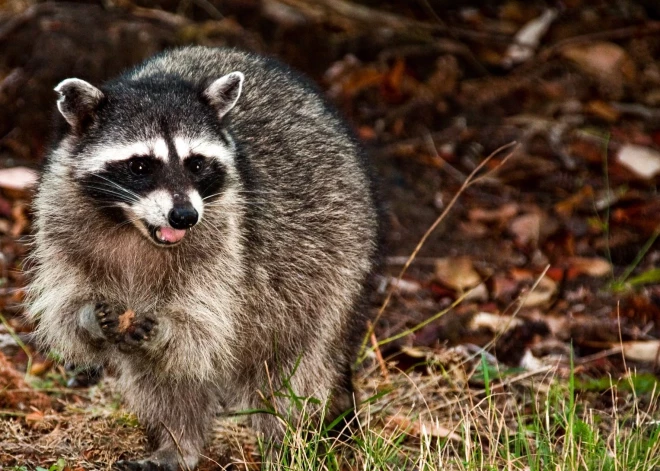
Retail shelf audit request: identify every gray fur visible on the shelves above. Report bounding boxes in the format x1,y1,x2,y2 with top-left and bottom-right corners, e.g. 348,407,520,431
27,47,379,469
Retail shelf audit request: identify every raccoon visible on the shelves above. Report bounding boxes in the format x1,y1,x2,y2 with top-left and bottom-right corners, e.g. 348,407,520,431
26,46,380,470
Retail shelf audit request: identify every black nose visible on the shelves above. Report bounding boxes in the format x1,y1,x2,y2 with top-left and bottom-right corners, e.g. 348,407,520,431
168,206,199,229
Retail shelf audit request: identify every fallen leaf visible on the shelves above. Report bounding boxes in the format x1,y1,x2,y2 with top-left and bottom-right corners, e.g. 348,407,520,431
469,312,523,333
521,276,557,307
11,201,29,237
566,257,612,278
554,185,594,217
0,167,38,191
503,8,558,67
492,275,520,302
464,283,489,302
616,144,660,179
387,414,462,441
435,256,481,291
509,213,542,246
584,100,620,122
459,220,489,238
619,341,660,363
25,409,45,424
468,203,518,224
29,360,54,376
560,41,635,84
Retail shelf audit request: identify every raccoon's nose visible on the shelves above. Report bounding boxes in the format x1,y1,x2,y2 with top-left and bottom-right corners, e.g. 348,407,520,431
168,206,199,229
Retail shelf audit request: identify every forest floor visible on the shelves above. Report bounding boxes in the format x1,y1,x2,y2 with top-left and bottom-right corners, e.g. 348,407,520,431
1,0,660,469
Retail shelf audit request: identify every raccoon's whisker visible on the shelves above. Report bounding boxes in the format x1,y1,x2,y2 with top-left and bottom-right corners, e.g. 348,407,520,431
202,192,226,201
109,216,145,235
84,186,140,203
235,190,281,196
84,184,140,202
204,203,267,210
91,174,142,201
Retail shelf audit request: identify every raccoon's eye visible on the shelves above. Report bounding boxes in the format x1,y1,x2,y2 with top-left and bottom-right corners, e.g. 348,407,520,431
128,157,153,176
186,156,205,174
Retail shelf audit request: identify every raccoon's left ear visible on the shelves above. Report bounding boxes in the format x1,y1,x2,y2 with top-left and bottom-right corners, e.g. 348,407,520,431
54,78,105,130
203,71,244,120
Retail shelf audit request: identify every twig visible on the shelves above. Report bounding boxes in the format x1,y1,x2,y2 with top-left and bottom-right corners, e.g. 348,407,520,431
191,0,223,20
575,347,622,365
130,6,192,27
368,322,390,383
358,142,518,360
264,361,279,416
268,0,510,42
161,421,192,471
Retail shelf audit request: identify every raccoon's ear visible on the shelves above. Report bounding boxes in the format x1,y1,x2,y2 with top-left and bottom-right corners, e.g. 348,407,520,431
54,78,104,130
203,71,244,120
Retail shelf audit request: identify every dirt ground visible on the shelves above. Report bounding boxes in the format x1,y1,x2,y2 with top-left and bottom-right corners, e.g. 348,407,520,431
1,0,659,468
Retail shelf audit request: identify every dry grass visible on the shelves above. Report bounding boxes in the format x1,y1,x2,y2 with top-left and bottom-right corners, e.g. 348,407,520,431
2,346,658,471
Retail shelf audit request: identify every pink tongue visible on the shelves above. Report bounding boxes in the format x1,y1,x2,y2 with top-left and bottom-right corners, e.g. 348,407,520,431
158,227,187,243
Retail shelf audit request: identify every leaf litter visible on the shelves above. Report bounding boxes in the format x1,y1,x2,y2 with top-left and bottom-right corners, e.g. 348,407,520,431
1,0,660,468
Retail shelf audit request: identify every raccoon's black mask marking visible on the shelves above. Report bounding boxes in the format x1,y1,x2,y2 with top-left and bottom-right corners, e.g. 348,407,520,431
79,148,226,222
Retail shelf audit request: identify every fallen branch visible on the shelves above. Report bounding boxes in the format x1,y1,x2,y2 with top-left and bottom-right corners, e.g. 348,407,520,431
266,0,510,43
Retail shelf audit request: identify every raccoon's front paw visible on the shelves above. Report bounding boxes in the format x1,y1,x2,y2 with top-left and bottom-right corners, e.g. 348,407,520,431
94,303,124,341
95,304,157,352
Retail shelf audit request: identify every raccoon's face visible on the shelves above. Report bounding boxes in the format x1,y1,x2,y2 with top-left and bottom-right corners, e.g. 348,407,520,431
52,72,244,247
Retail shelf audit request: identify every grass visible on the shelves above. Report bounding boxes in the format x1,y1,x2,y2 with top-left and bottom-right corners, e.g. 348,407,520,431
4,349,658,470
246,359,660,471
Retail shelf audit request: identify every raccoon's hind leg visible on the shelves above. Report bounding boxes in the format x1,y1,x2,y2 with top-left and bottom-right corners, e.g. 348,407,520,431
326,362,359,441
248,356,358,462
113,373,217,471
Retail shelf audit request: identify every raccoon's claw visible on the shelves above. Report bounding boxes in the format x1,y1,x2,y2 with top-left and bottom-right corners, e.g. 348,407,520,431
112,460,173,471
94,303,123,340
118,316,157,352
94,303,156,351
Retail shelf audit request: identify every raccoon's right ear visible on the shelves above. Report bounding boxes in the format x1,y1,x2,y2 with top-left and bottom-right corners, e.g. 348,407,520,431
203,72,244,120
54,78,104,130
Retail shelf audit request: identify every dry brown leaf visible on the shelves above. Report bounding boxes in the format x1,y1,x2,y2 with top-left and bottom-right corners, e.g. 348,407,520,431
503,8,557,67
29,360,54,376
468,203,518,224
554,185,594,217
560,42,636,83
25,409,45,424
567,257,612,278
464,283,488,302
509,213,542,246
389,277,422,294
619,341,660,363
387,414,462,441
584,100,620,122
521,276,557,307
435,256,481,291
617,144,660,179
470,312,523,333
